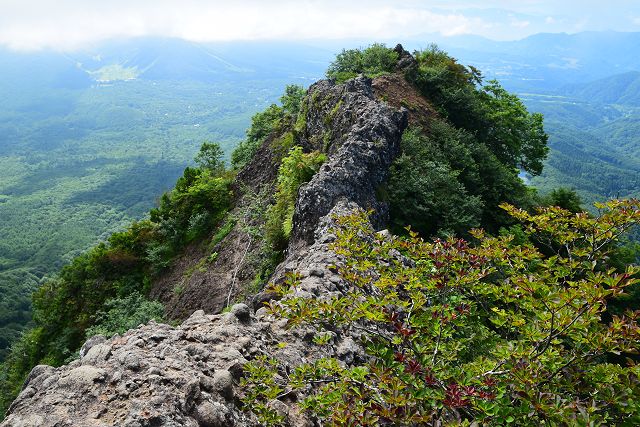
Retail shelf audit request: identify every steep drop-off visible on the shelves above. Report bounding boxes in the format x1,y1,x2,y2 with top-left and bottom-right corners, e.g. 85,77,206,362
2,67,410,426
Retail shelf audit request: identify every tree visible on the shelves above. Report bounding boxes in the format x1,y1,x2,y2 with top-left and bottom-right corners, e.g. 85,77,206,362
388,123,533,237
544,187,584,213
479,81,549,175
280,85,305,117
194,141,225,174
232,104,284,169
409,46,548,176
388,126,483,236
232,85,308,170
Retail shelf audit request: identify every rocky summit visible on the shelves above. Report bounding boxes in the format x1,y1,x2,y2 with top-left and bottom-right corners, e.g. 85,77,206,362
2,69,410,426
4,40,637,427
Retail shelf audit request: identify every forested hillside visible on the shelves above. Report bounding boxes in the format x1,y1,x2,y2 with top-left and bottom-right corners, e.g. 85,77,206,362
0,79,279,361
0,39,331,361
523,74,640,206
408,32,640,211
561,71,640,106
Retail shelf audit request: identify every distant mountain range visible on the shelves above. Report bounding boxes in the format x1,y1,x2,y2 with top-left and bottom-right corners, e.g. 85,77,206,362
4,31,640,93
431,31,640,91
0,38,334,92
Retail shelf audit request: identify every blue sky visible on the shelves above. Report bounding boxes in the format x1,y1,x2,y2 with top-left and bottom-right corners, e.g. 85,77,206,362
1,0,639,51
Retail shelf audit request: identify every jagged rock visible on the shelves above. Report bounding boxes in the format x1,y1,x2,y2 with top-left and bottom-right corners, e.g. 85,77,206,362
250,290,280,311
290,76,408,248
58,366,107,389
394,43,418,71
196,401,230,427
21,365,54,390
337,337,363,365
2,70,409,426
79,335,106,358
212,370,234,401
230,303,250,323
2,202,376,427
81,343,112,365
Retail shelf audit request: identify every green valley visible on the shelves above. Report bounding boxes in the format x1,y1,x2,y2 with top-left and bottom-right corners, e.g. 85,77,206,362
522,78,640,207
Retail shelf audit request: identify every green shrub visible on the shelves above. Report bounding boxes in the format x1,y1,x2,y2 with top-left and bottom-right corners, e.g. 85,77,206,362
149,167,232,252
326,43,399,83
265,147,326,251
388,124,533,237
84,293,165,339
541,187,584,213
232,105,284,169
209,216,236,249
0,159,234,417
232,85,306,169
0,327,46,413
246,199,640,426
271,131,295,156
280,85,305,118
388,126,483,236
194,141,226,174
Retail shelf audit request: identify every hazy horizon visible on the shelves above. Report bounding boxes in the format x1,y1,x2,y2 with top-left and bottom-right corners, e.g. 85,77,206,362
2,0,640,52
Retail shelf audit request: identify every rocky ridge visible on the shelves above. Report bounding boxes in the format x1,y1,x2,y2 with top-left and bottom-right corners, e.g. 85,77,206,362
1,70,409,426
148,74,407,321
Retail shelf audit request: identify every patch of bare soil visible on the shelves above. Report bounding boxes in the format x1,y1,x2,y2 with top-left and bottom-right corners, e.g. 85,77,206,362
150,137,282,321
149,223,258,320
372,73,437,128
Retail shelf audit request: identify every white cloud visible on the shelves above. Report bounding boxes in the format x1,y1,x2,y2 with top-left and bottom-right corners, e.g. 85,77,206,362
1,0,638,51
510,19,531,28
0,0,486,51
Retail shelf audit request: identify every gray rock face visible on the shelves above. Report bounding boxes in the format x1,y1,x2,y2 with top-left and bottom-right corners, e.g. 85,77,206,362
1,74,407,426
291,76,408,248
79,335,106,359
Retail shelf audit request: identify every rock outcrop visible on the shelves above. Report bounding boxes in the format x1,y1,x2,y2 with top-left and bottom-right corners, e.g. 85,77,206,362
148,75,407,321
2,202,366,427
290,76,407,249
2,73,409,426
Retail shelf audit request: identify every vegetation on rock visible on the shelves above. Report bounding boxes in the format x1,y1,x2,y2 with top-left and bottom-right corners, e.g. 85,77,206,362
2,43,639,424
0,142,232,415
265,147,327,252
246,200,640,426
327,43,399,83
231,85,306,169
386,45,548,237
